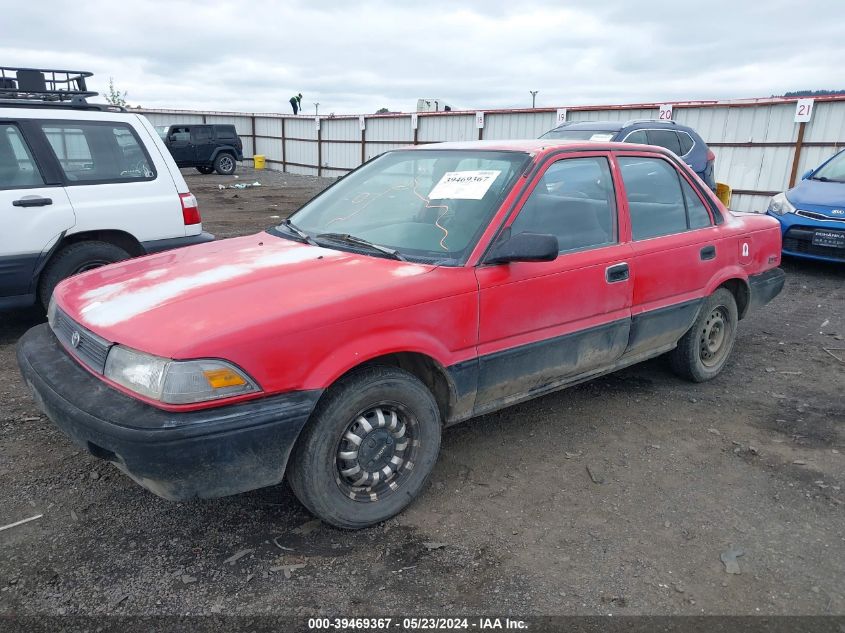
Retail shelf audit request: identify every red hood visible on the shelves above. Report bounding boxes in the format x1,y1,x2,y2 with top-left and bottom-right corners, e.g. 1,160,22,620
55,233,439,358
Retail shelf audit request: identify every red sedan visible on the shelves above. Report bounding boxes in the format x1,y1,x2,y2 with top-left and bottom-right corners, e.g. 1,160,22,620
18,140,785,528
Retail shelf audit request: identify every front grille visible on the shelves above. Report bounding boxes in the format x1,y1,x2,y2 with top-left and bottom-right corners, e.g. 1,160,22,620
783,227,845,261
795,209,845,224
52,308,112,374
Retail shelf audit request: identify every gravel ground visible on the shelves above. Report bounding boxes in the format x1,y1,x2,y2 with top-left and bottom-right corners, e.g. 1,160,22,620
0,167,843,617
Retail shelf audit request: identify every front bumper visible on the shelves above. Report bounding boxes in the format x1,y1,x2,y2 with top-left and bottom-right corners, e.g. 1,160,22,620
17,323,321,501
767,211,845,263
748,268,786,312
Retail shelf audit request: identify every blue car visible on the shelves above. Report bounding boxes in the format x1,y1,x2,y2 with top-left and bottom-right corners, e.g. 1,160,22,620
767,149,845,263
540,119,717,190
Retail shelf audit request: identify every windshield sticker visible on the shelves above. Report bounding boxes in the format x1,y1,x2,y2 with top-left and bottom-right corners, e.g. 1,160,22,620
589,133,615,141
428,170,501,200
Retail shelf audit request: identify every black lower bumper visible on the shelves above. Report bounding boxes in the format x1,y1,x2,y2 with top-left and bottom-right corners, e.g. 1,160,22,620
141,231,215,255
17,324,321,500
748,267,786,312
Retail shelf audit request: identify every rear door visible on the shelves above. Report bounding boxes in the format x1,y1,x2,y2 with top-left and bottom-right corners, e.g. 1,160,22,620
0,120,75,301
191,125,214,163
474,153,633,411
36,118,186,244
615,152,727,358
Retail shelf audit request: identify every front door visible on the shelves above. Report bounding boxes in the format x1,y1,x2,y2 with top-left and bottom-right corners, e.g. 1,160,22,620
166,126,193,165
474,153,633,412
0,121,75,301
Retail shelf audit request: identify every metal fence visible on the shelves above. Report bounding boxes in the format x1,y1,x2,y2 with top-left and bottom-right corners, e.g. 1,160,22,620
139,95,845,212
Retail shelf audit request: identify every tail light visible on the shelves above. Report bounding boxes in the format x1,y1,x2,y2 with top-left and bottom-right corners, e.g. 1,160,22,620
180,192,201,225
707,148,716,162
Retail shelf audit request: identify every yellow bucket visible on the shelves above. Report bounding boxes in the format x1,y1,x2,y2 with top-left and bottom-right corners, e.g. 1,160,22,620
716,182,731,207
253,155,266,170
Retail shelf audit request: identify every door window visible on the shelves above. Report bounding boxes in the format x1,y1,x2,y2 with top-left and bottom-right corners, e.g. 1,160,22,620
646,129,682,155
677,131,695,155
41,122,156,183
0,124,45,188
169,127,191,142
624,129,648,144
619,156,713,239
192,126,213,142
510,157,617,252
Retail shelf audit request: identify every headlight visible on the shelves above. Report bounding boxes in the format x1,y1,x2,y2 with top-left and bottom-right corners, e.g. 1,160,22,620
767,192,796,216
104,345,259,404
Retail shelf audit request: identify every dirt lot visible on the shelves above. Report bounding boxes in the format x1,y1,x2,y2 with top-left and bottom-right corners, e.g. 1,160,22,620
1,167,843,617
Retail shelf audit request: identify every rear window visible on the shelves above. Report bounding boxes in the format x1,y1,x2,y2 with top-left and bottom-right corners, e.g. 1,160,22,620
678,131,695,155
216,126,237,140
41,121,156,184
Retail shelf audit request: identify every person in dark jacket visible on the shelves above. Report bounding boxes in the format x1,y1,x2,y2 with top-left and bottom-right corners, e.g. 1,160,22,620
289,93,302,115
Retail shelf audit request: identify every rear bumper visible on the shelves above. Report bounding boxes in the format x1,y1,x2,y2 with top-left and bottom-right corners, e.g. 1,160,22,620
748,268,785,312
17,323,321,500
142,231,215,255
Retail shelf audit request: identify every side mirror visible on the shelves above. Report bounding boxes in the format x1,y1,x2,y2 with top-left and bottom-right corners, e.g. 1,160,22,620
801,169,813,180
485,232,559,265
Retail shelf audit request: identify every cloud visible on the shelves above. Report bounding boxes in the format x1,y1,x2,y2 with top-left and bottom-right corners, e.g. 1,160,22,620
1,0,843,114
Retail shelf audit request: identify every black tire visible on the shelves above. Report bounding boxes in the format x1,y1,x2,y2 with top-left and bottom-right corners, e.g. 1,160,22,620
669,288,738,382
213,153,236,175
196,166,214,174
38,241,130,309
287,366,442,529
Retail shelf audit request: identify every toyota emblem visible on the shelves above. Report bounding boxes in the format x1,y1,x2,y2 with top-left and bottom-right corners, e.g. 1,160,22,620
71,331,81,348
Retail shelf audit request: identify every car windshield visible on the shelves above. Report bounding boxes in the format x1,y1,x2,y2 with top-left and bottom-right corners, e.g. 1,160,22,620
283,150,531,264
812,151,845,182
540,129,617,141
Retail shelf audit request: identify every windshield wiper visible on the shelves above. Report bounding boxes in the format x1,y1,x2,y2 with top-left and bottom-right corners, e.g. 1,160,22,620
278,219,317,245
316,233,406,261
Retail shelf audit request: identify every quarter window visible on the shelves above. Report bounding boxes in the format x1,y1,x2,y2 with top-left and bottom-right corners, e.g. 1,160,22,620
678,132,695,155
510,157,617,253
0,124,45,188
41,122,155,183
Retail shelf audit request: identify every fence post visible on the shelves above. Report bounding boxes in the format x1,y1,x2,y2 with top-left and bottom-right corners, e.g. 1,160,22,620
788,121,807,188
250,115,256,161
317,123,322,177
281,117,287,172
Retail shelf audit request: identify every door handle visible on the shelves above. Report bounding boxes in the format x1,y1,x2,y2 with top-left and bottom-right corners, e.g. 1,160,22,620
606,262,629,283
13,196,53,208
700,245,716,260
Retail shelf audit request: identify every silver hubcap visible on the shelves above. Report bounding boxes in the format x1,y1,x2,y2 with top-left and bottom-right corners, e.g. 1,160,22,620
699,306,730,367
335,405,415,502
219,156,233,171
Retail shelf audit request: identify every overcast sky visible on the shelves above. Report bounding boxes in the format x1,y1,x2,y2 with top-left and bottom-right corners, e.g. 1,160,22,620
2,0,843,115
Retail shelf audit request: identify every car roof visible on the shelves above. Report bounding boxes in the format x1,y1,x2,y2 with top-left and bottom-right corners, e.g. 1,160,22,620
552,121,625,132
407,139,666,154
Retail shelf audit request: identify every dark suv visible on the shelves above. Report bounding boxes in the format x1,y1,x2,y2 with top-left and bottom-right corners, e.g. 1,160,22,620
164,124,243,175
541,119,716,190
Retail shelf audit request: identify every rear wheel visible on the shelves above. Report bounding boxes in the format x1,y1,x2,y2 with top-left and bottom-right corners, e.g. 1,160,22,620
669,288,738,382
287,366,441,529
213,153,236,175
38,241,130,309
196,166,214,174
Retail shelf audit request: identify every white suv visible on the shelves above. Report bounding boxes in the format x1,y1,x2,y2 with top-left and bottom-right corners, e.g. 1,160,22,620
0,67,213,310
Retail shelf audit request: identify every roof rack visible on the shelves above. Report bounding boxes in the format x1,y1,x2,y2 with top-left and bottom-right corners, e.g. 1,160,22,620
0,66,97,102
623,118,677,127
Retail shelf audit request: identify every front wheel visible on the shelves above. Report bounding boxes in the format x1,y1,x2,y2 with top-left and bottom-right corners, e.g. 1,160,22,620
38,241,131,309
213,153,236,175
196,166,214,174
287,366,441,529
669,288,738,382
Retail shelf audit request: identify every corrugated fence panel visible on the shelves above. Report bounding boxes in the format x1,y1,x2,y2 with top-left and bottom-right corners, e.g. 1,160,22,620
804,101,845,142
418,114,475,143
255,137,283,163
484,111,556,139
286,117,318,140
322,142,359,171
366,117,413,143
365,142,408,161
323,118,360,141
